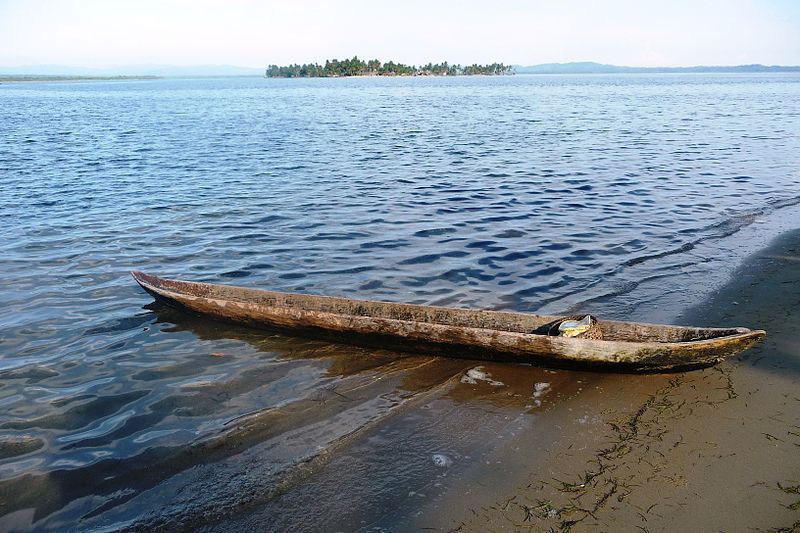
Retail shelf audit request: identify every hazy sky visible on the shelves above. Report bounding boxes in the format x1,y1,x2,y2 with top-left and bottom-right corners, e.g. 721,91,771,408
1,0,798,68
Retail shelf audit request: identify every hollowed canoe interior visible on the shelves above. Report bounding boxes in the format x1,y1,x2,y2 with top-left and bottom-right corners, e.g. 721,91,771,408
140,273,745,344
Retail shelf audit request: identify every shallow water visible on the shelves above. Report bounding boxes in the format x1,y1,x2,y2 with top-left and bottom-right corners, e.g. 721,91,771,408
1,73,799,529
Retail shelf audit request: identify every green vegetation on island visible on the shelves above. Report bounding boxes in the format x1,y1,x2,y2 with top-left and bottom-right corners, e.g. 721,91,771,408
0,75,160,83
265,57,513,78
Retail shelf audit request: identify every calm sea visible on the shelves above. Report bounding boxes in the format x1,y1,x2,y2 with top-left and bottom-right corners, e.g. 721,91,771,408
1,73,799,530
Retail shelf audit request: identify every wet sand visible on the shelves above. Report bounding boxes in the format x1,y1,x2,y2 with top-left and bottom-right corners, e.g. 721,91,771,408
402,228,800,532
53,230,800,532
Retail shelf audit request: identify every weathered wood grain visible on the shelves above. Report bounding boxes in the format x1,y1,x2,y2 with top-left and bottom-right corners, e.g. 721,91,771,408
132,271,765,371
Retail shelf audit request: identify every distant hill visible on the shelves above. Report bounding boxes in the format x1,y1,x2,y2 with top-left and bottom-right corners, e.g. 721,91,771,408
0,64,264,77
514,62,800,74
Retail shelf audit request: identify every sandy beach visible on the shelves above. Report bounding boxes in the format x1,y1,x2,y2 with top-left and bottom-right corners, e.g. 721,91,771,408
398,228,800,532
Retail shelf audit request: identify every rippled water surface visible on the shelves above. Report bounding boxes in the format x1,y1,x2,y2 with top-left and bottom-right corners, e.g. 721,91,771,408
1,74,799,529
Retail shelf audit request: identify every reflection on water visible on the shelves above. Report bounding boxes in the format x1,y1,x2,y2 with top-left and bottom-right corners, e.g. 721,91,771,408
0,299,591,530
1,73,799,529
0,305,428,524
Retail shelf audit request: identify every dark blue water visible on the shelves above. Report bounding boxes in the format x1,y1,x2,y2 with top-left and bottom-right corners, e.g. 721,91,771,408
1,74,799,530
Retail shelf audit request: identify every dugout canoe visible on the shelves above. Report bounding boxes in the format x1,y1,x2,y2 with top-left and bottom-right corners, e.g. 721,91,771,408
132,271,765,371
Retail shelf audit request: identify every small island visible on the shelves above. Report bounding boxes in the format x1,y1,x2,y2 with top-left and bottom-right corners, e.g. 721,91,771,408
265,57,513,78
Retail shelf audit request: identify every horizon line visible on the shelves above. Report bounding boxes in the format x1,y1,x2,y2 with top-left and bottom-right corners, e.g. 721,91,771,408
2,60,800,71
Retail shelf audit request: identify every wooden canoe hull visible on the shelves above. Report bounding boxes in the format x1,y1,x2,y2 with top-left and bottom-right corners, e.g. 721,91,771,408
132,271,765,371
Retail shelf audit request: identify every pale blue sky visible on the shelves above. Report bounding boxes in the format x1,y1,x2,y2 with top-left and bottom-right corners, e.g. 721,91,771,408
1,0,798,68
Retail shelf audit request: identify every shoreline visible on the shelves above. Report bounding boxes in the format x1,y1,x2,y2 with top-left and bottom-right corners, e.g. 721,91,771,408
147,227,800,532
64,226,800,532
408,227,800,531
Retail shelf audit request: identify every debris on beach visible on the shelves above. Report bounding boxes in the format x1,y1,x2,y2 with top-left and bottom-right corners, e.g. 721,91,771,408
533,382,551,398
460,366,505,386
